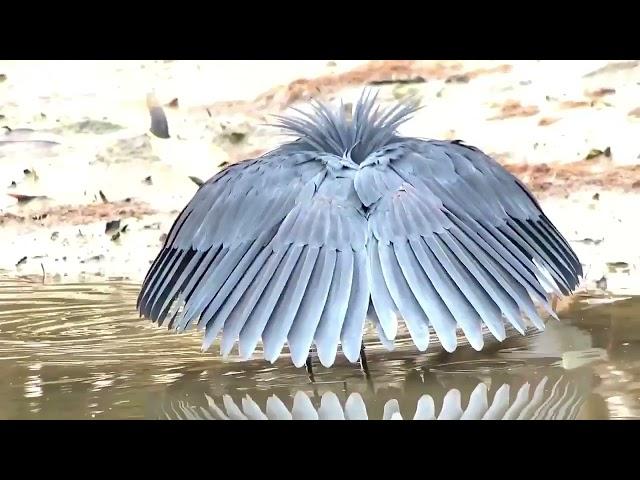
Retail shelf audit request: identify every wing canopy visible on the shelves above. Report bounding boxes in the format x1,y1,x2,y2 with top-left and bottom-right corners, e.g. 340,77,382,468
137,149,370,367
355,139,582,352
139,135,582,365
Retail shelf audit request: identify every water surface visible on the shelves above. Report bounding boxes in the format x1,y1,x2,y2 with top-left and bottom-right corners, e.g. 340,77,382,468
0,276,638,419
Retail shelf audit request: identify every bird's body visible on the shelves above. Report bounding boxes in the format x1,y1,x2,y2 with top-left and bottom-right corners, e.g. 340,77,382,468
137,91,582,369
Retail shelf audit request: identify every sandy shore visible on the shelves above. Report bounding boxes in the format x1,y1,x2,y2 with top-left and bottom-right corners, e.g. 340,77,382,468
1,60,640,298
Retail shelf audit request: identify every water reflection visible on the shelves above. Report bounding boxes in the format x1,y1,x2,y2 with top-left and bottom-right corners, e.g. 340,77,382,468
155,371,590,420
0,276,638,419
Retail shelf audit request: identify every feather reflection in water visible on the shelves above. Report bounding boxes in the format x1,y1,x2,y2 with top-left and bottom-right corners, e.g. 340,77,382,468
158,375,586,420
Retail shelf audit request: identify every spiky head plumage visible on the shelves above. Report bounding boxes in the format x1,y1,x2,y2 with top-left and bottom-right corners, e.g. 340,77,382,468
273,90,421,164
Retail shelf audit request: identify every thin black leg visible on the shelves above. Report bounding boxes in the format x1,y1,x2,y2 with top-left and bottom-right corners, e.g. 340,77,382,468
305,355,316,383
359,344,370,379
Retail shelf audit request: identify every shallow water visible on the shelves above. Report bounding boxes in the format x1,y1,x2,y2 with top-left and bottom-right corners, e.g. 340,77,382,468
0,276,638,420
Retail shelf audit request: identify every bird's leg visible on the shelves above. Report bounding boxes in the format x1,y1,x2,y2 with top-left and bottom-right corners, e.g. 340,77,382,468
305,355,316,383
359,344,376,392
359,344,370,379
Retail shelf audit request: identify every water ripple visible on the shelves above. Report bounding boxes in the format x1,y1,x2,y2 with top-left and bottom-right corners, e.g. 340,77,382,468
1,276,639,419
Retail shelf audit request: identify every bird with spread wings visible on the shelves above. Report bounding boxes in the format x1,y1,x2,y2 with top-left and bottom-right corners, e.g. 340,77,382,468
137,90,582,371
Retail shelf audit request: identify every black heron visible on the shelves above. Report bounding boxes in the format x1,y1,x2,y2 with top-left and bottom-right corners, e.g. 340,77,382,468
137,90,582,377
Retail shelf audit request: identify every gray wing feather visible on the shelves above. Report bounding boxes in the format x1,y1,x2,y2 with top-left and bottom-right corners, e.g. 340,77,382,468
261,245,319,362
172,245,223,332
356,139,581,352
147,249,192,323
198,234,277,326
174,245,231,329
288,248,336,367
407,140,581,280
438,231,527,335
377,240,431,351
139,247,179,317
366,301,396,351
422,177,556,301
154,250,206,326
220,248,290,357
186,240,258,326
447,211,560,300
504,221,573,293
314,250,354,367
237,244,304,359
367,237,400,341
417,237,506,342
340,248,370,362
199,246,275,352
400,239,484,350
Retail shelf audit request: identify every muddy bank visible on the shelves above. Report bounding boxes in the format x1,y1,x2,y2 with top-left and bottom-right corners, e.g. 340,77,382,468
1,60,639,298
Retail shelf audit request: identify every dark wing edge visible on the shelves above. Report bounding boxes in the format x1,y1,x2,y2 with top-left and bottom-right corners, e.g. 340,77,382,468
356,140,582,353
137,152,370,367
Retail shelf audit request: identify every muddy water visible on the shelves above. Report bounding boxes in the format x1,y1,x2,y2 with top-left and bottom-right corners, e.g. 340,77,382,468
0,276,637,420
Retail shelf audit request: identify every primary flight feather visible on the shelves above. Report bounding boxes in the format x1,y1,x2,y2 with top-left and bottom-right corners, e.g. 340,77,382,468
138,90,582,368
